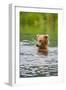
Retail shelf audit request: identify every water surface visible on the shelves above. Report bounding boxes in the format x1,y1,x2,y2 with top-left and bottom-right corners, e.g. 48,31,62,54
20,40,58,77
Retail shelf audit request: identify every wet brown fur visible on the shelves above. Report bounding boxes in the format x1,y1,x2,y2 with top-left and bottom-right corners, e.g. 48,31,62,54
36,35,48,55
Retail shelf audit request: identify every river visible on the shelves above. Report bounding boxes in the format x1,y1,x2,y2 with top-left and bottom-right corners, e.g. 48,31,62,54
19,40,58,77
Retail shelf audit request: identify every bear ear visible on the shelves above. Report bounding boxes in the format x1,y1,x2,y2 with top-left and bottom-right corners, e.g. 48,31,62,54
36,35,39,40
45,34,48,37
44,35,48,39
36,35,39,37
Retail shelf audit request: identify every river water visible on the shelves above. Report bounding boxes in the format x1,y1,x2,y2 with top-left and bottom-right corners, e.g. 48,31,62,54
19,40,58,77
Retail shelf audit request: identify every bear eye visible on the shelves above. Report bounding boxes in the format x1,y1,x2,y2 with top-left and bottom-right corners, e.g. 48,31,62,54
39,40,42,42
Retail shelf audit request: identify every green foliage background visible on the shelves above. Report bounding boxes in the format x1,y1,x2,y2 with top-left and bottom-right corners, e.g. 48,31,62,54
20,12,58,47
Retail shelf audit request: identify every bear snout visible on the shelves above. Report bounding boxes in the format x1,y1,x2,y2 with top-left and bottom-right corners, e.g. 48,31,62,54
36,44,40,47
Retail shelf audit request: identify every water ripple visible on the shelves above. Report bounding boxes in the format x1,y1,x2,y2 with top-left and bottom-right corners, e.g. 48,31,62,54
20,41,58,77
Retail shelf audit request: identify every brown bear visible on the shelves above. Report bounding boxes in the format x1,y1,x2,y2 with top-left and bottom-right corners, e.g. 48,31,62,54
36,34,48,55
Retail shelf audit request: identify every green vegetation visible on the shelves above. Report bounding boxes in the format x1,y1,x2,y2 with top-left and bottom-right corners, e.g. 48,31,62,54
20,12,58,47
